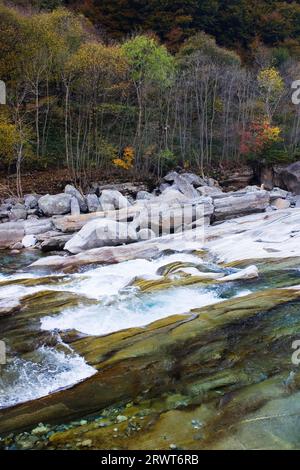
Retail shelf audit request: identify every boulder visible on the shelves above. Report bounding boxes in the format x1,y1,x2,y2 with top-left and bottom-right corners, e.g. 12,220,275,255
38,194,72,216
213,190,270,221
9,205,27,221
269,187,289,201
179,172,204,187
173,174,200,199
97,182,148,198
86,194,101,213
22,234,37,248
131,197,214,235
0,221,25,249
64,185,87,213
220,167,254,191
158,188,190,205
163,171,180,183
24,194,38,210
70,197,80,216
136,191,154,201
197,186,223,197
0,209,9,220
64,219,138,254
99,189,131,211
41,234,73,252
24,218,53,235
280,162,300,194
272,198,291,210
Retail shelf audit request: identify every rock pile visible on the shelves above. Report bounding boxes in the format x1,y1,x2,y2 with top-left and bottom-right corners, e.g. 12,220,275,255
0,169,298,251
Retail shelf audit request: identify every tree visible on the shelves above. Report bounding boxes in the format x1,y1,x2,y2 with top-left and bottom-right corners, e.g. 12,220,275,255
257,67,284,120
122,35,175,163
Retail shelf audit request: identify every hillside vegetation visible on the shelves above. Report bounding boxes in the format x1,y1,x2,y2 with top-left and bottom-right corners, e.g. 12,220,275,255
1,1,300,193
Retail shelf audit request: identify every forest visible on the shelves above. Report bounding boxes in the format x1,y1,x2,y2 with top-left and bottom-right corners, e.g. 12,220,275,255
1,1,300,193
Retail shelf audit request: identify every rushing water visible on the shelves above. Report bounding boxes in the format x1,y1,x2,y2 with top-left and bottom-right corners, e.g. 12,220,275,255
0,249,300,411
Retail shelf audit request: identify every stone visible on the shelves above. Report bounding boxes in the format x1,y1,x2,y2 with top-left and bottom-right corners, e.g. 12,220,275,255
9,206,27,221
10,242,23,250
218,265,259,282
98,182,148,198
31,424,49,436
163,171,179,183
180,172,205,187
99,190,130,211
269,187,289,201
65,184,87,212
24,194,38,210
64,219,138,254
71,197,80,216
0,209,9,219
197,186,223,197
86,194,101,213
40,234,73,252
136,191,154,201
172,174,200,199
157,188,190,205
38,194,72,216
131,197,214,236
24,218,53,235
273,198,291,210
221,168,254,191
280,162,300,194
0,221,25,249
22,234,37,248
213,190,270,221
137,228,156,241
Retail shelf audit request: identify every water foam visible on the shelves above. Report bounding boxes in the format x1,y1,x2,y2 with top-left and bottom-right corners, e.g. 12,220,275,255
41,287,221,336
0,347,96,409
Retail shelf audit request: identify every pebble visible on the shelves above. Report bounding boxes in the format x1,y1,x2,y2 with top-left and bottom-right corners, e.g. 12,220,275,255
116,415,128,423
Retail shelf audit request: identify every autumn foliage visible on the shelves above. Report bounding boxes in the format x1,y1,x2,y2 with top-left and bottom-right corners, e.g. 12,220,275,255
240,120,282,159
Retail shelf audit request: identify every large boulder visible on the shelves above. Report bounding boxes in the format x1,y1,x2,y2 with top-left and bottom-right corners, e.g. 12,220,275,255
213,190,270,221
24,218,53,235
64,219,138,254
99,190,131,211
157,188,190,205
86,194,101,213
280,162,300,194
0,221,25,249
9,205,27,221
173,174,200,199
64,185,87,213
131,197,214,236
24,194,39,210
38,194,72,216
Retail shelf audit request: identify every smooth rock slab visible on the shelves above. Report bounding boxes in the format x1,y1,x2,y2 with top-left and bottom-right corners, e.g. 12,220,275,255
213,190,270,221
64,219,138,254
